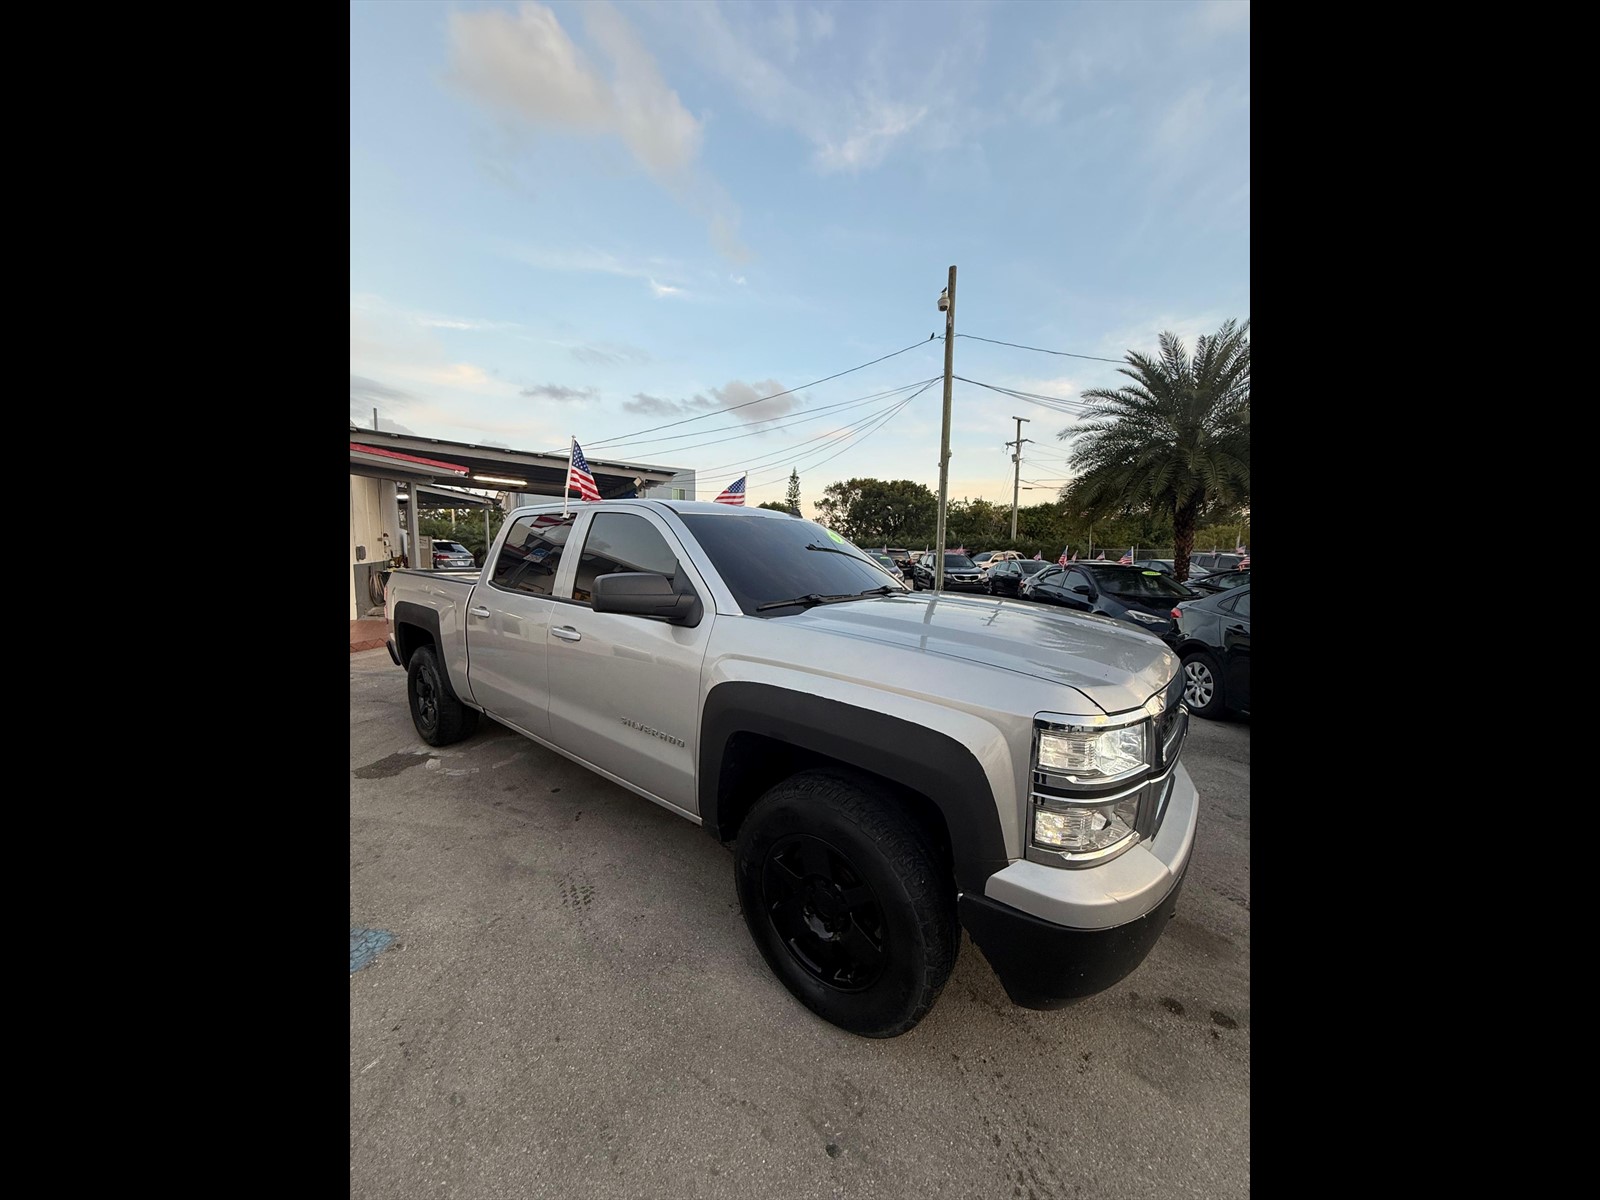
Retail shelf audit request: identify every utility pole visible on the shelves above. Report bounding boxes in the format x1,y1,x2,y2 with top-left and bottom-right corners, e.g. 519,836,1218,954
934,265,956,591
1007,416,1032,541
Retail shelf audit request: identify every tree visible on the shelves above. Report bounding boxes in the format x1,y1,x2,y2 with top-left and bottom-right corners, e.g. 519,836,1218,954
813,479,938,546
785,469,801,515
1059,319,1249,581
756,501,791,513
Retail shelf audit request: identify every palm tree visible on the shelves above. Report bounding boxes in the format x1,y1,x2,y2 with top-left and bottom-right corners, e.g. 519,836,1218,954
1060,319,1249,582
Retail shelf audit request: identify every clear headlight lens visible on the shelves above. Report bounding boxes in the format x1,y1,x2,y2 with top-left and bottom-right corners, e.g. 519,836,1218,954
1033,796,1141,854
1037,725,1147,783
1127,609,1164,625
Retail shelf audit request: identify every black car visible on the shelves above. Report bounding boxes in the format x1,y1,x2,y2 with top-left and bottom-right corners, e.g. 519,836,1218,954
910,551,986,592
1020,562,1198,638
1167,583,1250,718
1189,552,1246,576
869,553,906,583
985,558,1054,596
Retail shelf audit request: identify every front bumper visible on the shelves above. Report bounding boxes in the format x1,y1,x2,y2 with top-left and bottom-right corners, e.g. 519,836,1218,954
959,763,1198,1009
385,638,403,668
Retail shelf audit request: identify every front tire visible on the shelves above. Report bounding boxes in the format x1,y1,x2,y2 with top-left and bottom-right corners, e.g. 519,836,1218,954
735,771,957,1038
407,644,480,746
1182,650,1226,719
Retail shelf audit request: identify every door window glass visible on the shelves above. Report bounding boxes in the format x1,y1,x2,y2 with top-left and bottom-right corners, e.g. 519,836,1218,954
489,512,577,597
570,512,680,606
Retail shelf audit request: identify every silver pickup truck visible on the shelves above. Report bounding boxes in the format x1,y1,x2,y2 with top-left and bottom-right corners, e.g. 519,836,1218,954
384,499,1197,1037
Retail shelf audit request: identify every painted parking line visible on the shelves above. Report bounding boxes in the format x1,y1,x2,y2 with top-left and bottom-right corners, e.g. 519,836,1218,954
350,927,395,973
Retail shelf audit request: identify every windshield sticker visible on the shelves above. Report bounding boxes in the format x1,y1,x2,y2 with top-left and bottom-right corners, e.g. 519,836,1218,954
825,529,847,545
1141,570,1160,575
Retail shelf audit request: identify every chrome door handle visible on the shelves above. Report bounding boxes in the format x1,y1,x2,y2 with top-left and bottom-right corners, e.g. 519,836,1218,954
469,606,491,618
552,626,582,642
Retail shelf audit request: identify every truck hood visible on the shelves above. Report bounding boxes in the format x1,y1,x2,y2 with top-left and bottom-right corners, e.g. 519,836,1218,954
789,592,1177,716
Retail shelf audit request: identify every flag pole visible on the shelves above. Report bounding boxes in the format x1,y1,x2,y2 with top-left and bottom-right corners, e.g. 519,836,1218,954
563,436,572,518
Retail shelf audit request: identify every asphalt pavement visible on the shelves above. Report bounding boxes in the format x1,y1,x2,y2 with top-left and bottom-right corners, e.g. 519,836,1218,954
350,646,1250,1200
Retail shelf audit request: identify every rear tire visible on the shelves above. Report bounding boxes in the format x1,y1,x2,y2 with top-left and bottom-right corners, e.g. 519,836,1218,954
407,644,479,746
1182,650,1226,719
735,771,957,1037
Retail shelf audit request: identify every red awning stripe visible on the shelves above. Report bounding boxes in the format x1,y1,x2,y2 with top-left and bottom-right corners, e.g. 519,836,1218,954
350,443,471,474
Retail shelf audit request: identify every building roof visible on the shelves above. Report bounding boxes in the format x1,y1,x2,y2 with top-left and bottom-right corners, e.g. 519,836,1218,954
348,428,685,501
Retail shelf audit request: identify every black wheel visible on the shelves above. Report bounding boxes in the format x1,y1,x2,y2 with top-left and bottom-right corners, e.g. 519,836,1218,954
1182,650,1226,719
407,644,479,746
734,770,957,1038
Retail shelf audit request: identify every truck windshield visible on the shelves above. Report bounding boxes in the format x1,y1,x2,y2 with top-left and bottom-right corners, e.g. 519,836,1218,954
679,513,908,618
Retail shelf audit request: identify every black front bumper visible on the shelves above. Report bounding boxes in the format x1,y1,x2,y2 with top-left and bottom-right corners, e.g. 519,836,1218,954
385,638,403,668
958,866,1187,1009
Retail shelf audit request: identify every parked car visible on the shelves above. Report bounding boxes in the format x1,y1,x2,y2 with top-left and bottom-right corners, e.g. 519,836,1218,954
876,547,916,574
986,558,1054,597
1022,562,1199,639
911,552,987,592
1132,559,1176,577
430,539,477,570
870,553,907,583
1187,567,1250,595
1166,584,1250,718
1188,552,1246,576
971,550,1022,576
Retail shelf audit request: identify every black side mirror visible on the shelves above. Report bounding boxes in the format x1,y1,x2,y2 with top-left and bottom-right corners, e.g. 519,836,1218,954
592,572,703,626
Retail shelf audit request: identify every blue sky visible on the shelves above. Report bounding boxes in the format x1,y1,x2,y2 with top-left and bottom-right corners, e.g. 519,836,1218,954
350,0,1249,510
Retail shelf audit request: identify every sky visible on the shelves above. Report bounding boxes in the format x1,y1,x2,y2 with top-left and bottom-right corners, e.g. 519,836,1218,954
350,0,1249,511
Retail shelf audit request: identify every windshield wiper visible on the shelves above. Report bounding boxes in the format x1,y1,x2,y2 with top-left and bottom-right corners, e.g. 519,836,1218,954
756,592,862,612
756,585,900,612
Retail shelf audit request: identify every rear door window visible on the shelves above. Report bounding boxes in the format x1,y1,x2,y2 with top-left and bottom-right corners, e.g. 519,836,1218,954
489,512,577,597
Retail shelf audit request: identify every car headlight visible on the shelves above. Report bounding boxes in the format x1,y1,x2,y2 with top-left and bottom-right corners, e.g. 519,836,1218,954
1127,610,1164,625
1036,724,1147,783
1030,716,1153,864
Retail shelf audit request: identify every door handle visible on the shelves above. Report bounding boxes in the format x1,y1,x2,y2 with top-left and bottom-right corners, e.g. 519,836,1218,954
1226,624,1246,633
552,626,582,642
469,606,491,618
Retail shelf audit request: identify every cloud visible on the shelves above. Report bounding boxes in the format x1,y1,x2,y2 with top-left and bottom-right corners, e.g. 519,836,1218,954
351,376,423,434
448,2,746,259
621,378,798,424
650,2,981,175
649,278,684,298
565,340,651,367
521,383,599,402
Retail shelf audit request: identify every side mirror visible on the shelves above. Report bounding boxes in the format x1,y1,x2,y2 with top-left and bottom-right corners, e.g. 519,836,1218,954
1070,584,1093,596
592,572,703,626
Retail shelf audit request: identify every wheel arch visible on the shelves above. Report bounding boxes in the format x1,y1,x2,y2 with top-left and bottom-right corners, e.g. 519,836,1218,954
699,682,1009,894
390,601,470,703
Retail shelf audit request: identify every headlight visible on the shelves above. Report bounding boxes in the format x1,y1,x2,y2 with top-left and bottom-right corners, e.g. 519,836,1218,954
1030,716,1154,865
1033,795,1140,855
1036,724,1147,783
1127,610,1164,625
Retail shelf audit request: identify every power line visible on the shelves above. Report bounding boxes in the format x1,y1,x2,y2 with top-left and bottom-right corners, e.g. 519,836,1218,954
956,333,1126,364
750,381,934,486
559,336,940,454
955,375,1094,417
592,378,940,456
698,384,932,477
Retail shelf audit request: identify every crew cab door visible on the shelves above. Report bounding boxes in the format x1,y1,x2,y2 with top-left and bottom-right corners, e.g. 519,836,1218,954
544,509,712,817
463,510,581,740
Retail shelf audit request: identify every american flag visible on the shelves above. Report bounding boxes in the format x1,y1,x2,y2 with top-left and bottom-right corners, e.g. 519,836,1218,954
567,438,600,502
1095,552,1106,560
713,475,746,505
1119,548,1133,564
1071,552,1078,562
1057,546,1069,565
1235,544,1246,555
1033,551,1042,560
1238,553,1250,570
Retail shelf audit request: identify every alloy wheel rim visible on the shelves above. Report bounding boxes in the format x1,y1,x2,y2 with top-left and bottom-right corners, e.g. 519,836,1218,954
1184,661,1213,708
